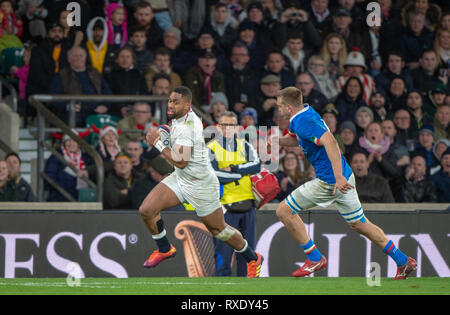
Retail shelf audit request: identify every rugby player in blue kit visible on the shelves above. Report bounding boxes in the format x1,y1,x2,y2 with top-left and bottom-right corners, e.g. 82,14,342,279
270,87,416,279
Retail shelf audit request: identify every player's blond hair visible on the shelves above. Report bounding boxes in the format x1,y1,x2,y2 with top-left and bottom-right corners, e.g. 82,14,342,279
276,87,303,107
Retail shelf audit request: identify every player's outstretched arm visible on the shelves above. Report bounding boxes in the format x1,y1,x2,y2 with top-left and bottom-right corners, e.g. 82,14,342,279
319,131,354,195
269,133,298,148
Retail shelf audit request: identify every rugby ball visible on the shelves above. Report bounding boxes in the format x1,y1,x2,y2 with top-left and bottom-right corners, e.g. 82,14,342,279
158,124,171,148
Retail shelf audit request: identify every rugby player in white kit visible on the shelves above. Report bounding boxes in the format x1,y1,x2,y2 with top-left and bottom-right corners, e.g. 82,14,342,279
140,86,263,278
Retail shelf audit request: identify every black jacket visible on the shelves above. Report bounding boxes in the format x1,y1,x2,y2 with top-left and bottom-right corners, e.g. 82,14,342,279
355,173,395,203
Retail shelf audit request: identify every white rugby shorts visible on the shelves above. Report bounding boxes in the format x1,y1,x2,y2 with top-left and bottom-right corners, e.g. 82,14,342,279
161,171,222,217
285,174,366,223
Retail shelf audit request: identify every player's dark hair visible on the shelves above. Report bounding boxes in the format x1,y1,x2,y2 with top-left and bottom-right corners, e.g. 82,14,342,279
172,86,192,103
276,87,303,107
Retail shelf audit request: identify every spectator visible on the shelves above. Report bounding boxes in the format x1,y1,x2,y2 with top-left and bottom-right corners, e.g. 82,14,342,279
250,74,281,126
128,25,154,75
224,41,259,115
282,33,309,75
381,119,411,169
335,76,368,123
106,3,128,52
323,8,361,52
85,17,115,75
406,89,434,136
207,110,261,277
103,152,137,209
412,125,439,169
106,46,149,118
339,120,358,162
336,0,364,30
431,138,450,174
209,2,239,52
130,156,173,209
320,32,347,80
400,10,434,69
162,26,194,76
238,19,268,72
117,102,155,148
374,51,414,95
277,4,322,52
49,46,113,127
401,0,442,32
275,151,311,201
322,103,345,153
207,92,229,125
401,155,438,202
424,85,447,117
355,106,374,138
26,22,69,99
59,9,83,47
150,73,171,122
132,1,163,51
145,47,181,92
183,51,226,110
430,147,450,202
411,49,449,94
239,107,258,128
125,138,147,179
45,133,92,201
350,152,395,203
5,152,34,201
0,0,23,38
261,49,296,88
433,104,450,140
307,54,339,101
369,89,388,121
295,72,328,114
359,24,384,77
0,159,17,201
335,50,376,104
180,0,206,42
308,0,332,35
225,0,247,24
385,76,408,114
358,121,403,184
434,28,450,66
10,43,32,123
393,108,418,149
17,0,47,41
245,1,279,49
191,27,227,72
439,11,450,31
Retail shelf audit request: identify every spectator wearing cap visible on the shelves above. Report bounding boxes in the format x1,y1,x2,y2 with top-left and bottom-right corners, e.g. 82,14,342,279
295,72,328,114
431,138,450,175
335,50,376,104
130,156,173,209
45,132,92,202
26,22,69,100
339,120,358,162
374,52,414,96
5,152,35,201
424,85,448,117
209,2,239,52
369,89,388,121
85,17,116,75
224,41,259,114
144,47,182,92
406,89,434,137
400,10,434,69
261,49,296,88
335,76,368,123
385,76,408,114
430,147,450,202
401,155,438,203
412,125,439,170
239,107,258,127
307,55,338,101
162,26,195,76
131,1,163,51
49,46,113,127
207,92,229,125
411,50,449,94
249,74,281,126
350,152,395,203
184,50,226,110
322,103,345,153
433,104,450,140
103,152,138,209
355,106,374,139
323,8,361,53
238,19,268,72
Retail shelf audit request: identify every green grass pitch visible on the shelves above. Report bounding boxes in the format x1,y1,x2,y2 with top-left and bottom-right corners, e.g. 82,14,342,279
0,277,449,295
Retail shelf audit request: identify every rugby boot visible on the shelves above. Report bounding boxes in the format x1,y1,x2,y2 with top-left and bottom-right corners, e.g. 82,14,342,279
393,257,417,280
247,252,263,278
143,245,177,268
292,256,327,277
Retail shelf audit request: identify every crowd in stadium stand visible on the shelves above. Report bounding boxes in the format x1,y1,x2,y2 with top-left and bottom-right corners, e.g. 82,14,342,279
0,0,449,206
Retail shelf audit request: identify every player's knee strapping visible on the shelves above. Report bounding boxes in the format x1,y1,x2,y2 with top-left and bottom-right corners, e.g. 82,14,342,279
214,225,236,241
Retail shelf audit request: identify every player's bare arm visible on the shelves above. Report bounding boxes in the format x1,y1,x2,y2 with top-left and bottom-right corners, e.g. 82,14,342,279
319,131,354,195
269,133,298,148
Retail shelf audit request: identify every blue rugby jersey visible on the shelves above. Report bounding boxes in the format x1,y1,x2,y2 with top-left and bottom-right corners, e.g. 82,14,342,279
288,104,353,184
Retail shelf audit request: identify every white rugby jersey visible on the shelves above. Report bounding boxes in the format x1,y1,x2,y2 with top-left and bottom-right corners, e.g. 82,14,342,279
170,109,214,181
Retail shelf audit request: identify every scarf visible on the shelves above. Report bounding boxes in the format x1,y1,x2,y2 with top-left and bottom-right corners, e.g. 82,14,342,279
62,146,85,177
359,136,391,155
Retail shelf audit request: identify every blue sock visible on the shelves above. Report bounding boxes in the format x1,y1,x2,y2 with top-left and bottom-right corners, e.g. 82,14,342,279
382,240,407,267
300,239,322,262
